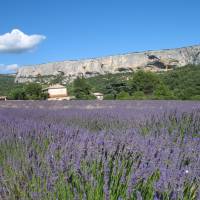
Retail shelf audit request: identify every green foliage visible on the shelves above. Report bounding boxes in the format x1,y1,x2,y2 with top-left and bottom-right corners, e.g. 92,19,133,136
153,83,175,99
130,71,161,95
131,91,146,100
9,83,47,100
0,74,19,96
190,95,200,100
83,65,200,100
1,138,198,200
104,81,129,99
49,71,65,85
9,88,26,100
162,65,200,100
24,83,43,100
116,91,131,100
1,65,200,100
86,73,132,93
97,73,130,99
72,77,95,99
132,170,160,200
104,94,115,100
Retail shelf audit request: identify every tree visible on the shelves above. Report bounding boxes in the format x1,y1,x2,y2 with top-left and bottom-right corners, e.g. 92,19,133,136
9,83,47,100
24,83,44,100
50,71,65,84
73,77,94,99
130,71,160,95
162,65,200,99
131,91,146,100
103,76,129,99
153,82,174,99
9,88,26,100
190,95,200,100
104,94,115,100
116,91,131,100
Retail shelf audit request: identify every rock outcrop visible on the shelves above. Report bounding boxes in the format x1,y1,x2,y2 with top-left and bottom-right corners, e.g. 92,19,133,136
15,45,200,83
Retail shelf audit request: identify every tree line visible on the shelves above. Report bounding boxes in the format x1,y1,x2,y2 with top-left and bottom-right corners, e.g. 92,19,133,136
5,64,200,100
72,65,200,100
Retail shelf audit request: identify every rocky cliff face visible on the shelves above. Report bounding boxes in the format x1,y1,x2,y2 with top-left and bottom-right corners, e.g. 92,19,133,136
15,45,200,83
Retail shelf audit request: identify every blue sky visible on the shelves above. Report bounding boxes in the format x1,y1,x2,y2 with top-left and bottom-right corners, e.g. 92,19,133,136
0,0,200,73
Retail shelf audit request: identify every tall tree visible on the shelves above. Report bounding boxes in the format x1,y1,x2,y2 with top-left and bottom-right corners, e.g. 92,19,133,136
73,77,94,99
130,71,160,95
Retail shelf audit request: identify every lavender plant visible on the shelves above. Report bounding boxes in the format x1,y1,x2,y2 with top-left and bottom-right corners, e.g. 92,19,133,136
0,101,200,200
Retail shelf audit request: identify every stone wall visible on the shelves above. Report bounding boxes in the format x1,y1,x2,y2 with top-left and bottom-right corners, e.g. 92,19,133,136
48,88,67,98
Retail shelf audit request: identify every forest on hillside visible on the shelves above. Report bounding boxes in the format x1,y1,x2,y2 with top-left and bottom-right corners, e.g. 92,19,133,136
0,65,199,100
70,65,200,100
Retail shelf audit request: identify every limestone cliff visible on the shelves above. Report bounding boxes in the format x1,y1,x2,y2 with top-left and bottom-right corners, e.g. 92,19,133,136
15,45,200,83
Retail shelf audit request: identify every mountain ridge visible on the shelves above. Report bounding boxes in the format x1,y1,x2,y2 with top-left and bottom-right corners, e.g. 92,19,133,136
15,44,200,83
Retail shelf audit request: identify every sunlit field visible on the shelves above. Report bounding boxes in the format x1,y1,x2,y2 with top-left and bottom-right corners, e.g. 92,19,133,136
0,101,200,200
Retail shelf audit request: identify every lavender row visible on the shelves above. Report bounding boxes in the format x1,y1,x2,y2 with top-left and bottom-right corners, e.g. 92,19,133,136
0,101,200,199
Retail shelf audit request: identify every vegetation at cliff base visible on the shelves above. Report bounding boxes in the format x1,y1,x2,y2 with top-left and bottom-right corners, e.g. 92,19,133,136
0,74,16,96
0,65,200,100
9,83,47,100
72,77,96,100
70,65,200,100
161,65,200,100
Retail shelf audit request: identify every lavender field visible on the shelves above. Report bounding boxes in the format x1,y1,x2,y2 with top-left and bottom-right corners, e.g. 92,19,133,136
0,100,200,200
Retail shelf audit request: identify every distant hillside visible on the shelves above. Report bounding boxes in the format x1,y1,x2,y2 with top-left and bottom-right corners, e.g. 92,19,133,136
161,65,200,99
1,65,200,100
68,65,200,100
15,44,200,83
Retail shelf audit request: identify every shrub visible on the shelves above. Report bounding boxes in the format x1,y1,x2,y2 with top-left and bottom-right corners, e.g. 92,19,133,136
130,71,161,95
73,77,93,99
116,91,131,100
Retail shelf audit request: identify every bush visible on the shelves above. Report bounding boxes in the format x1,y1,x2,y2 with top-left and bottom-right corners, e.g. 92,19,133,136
73,77,93,99
104,94,115,100
162,65,200,99
24,83,43,100
130,71,161,95
153,83,175,99
190,95,200,100
9,83,47,100
9,88,26,100
131,91,146,100
116,91,131,100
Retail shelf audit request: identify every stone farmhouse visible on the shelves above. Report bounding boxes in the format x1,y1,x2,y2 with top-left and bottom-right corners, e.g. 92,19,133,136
0,96,7,101
42,84,71,100
43,84,103,100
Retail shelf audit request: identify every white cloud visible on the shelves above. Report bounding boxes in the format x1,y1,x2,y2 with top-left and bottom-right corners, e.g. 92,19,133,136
0,29,46,53
5,64,19,71
0,64,19,72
